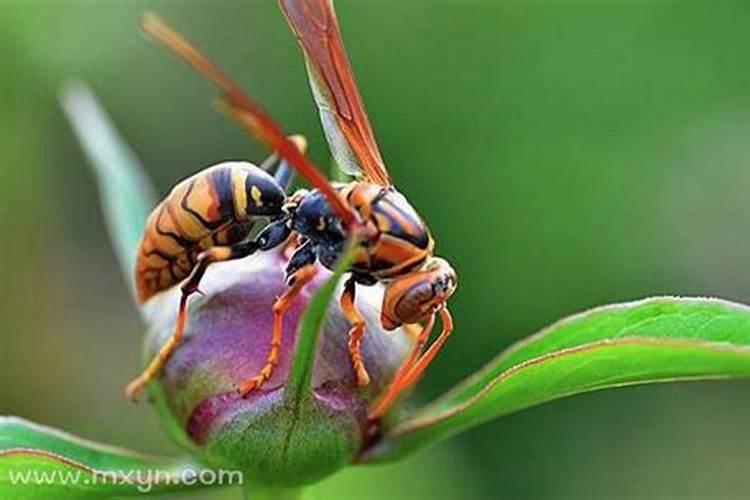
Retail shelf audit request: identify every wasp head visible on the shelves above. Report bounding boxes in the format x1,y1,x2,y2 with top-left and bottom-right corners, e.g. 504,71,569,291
381,257,457,330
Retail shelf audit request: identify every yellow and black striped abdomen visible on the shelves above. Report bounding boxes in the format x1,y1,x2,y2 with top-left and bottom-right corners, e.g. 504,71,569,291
134,162,286,303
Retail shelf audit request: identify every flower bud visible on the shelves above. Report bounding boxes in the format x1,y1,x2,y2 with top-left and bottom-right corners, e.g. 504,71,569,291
140,249,412,486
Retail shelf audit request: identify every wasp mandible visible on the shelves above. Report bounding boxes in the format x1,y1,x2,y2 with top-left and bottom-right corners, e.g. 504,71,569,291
129,1,457,420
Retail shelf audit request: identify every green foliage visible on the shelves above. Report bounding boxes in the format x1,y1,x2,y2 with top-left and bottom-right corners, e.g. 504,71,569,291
49,80,750,494
6,2,750,498
0,417,213,498
0,248,362,497
286,241,356,405
59,83,155,296
366,298,750,462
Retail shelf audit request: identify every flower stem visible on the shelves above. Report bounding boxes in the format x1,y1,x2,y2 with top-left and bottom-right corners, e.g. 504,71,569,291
285,239,357,405
243,483,304,500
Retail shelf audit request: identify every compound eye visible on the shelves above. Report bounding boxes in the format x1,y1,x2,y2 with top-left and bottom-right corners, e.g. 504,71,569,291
430,271,455,298
431,276,448,294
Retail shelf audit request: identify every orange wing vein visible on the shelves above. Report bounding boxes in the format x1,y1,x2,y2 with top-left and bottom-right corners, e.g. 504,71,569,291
279,0,391,186
141,13,355,227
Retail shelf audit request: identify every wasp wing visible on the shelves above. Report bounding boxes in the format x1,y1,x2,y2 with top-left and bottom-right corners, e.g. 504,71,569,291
279,0,391,186
141,13,355,227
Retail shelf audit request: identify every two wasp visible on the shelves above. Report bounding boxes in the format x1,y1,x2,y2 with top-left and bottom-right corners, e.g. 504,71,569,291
128,0,457,420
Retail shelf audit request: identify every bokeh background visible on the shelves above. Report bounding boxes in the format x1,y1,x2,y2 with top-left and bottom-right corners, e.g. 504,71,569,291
3,0,750,498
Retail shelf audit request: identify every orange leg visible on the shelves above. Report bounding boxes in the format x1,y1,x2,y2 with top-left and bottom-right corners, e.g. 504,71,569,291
125,293,189,401
237,264,317,397
125,245,240,402
368,314,436,420
399,307,454,390
341,278,370,386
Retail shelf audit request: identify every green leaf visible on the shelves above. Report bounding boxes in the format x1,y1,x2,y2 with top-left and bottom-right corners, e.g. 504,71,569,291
0,416,227,498
59,82,156,298
364,297,750,462
286,240,356,405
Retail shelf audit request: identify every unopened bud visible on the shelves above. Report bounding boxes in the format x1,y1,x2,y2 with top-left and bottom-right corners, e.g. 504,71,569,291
141,250,412,486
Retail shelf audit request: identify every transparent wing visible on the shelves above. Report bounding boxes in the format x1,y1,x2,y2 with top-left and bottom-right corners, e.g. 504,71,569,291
141,13,355,227
279,0,392,186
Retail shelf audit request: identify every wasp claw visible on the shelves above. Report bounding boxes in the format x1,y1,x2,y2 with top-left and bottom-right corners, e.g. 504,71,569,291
236,380,259,398
356,367,371,387
125,379,146,403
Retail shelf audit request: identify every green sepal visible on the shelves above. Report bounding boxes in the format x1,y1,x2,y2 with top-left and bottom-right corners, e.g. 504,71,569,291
286,239,357,405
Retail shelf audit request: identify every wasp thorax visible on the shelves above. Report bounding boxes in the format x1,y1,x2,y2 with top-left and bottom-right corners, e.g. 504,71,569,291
140,250,413,486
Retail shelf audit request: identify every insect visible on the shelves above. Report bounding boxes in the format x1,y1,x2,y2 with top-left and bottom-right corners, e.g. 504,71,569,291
128,148,304,400
128,0,457,420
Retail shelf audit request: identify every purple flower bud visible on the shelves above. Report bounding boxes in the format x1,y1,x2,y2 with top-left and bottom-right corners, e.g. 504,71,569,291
140,249,413,486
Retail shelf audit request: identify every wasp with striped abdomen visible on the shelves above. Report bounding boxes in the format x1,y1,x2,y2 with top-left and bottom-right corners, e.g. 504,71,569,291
129,1,457,420
128,146,303,400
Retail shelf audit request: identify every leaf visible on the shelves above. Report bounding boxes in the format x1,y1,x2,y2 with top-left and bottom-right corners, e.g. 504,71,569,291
286,240,356,405
59,82,156,299
364,297,750,462
0,416,229,498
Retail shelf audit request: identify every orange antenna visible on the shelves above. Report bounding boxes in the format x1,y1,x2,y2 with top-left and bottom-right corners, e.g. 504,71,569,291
141,13,356,227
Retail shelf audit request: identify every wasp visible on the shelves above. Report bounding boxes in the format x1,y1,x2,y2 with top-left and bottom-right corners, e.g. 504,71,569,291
129,1,457,420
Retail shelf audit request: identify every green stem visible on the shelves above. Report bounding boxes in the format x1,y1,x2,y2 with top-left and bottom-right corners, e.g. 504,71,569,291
243,483,304,500
284,239,357,405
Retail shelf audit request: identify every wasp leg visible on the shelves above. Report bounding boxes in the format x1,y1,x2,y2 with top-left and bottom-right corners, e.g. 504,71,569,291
398,307,454,390
274,135,306,191
368,314,436,420
237,241,317,397
125,291,191,402
125,222,292,402
125,243,250,401
255,218,294,251
262,134,306,191
340,277,370,386
125,241,260,401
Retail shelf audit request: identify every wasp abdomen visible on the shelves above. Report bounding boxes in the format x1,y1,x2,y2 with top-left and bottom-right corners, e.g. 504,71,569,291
135,162,285,303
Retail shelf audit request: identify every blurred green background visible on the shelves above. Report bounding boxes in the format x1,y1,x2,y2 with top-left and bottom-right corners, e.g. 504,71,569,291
3,0,750,498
